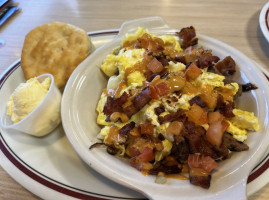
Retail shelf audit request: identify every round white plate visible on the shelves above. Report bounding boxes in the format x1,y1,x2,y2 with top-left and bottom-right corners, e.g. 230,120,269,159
62,17,269,200
0,29,269,200
260,1,269,43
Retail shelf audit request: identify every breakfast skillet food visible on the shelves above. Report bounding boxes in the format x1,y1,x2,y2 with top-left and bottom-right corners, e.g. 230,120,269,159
91,26,259,189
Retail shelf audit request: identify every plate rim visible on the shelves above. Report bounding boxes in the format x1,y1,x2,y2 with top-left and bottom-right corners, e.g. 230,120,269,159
0,29,268,200
259,1,269,43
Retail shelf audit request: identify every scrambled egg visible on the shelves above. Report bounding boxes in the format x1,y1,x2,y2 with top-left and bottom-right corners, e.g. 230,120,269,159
168,61,186,73
159,35,182,52
97,27,259,146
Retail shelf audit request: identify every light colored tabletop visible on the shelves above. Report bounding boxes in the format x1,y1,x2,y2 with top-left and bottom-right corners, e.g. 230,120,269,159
0,0,269,199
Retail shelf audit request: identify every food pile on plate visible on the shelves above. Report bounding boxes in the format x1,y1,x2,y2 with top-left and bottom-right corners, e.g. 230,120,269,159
93,27,259,188
2,22,92,136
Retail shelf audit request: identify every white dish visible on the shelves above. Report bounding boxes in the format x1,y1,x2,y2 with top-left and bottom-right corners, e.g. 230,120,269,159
0,73,61,137
260,1,269,43
62,17,269,200
0,23,269,200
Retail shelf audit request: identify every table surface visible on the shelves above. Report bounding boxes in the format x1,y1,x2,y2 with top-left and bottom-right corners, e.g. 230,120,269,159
0,0,269,199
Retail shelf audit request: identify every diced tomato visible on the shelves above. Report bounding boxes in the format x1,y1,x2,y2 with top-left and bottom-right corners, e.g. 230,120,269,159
140,123,155,135
208,111,223,124
185,63,202,80
149,85,159,99
138,147,155,162
200,85,217,109
187,104,208,125
206,120,229,147
188,154,219,173
166,121,184,135
155,81,170,96
147,58,164,73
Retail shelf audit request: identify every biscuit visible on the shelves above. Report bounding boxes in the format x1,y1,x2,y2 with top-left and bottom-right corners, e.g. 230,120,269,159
21,22,91,89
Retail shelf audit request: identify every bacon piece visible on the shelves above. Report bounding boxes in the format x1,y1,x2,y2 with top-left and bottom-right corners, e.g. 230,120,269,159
149,164,182,175
206,120,229,147
103,92,129,115
185,133,219,159
216,94,235,118
197,51,220,68
123,104,137,118
147,57,164,73
189,95,206,108
215,56,236,76
242,83,258,92
171,135,190,163
119,121,135,136
136,33,164,53
133,87,152,110
177,26,198,48
189,171,211,189
223,132,249,151
154,105,165,115
158,109,186,124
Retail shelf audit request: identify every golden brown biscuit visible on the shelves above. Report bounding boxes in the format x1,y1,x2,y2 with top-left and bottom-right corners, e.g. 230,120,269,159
21,22,91,89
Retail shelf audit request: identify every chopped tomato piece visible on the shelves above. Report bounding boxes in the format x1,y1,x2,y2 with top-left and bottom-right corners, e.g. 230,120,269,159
149,85,159,99
147,58,164,73
155,81,170,96
188,154,219,173
187,104,208,125
138,147,155,162
166,121,184,135
185,63,202,80
140,123,155,135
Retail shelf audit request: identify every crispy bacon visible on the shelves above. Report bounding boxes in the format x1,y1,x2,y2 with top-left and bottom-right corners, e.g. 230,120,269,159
158,109,186,124
133,87,152,110
171,135,189,163
189,171,211,189
216,94,235,118
185,133,219,159
242,83,258,92
189,95,206,108
103,92,129,115
197,50,220,68
206,120,229,147
154,105,165,115
177,26,198,48
223,132,249,151
215,56,236,76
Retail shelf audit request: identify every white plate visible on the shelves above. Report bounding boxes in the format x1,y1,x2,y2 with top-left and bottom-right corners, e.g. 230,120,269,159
260,1,269,43
62,17,269,200
0,20,269,200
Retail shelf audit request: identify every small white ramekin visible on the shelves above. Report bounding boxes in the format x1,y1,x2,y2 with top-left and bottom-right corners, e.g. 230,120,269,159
0,73,62,137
